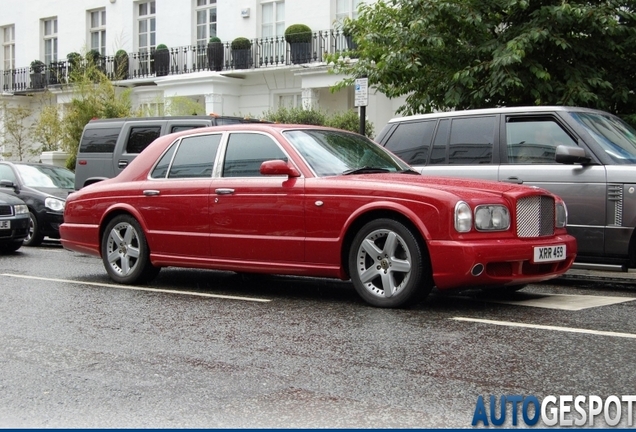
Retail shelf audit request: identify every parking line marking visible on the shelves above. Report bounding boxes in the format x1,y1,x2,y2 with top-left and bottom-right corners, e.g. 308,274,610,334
0,273,272,303
451,317,636,339
485,293,636,310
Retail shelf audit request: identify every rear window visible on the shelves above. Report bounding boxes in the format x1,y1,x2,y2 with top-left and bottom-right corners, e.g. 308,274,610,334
79,127,120,153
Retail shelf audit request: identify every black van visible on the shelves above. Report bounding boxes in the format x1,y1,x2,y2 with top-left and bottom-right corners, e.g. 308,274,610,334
75,115,266,190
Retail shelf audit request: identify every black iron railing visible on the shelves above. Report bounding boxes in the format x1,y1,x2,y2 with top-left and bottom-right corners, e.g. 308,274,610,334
1,29,357,93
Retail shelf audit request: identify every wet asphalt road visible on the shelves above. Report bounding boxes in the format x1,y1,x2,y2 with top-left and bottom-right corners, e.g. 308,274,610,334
1,242,635,428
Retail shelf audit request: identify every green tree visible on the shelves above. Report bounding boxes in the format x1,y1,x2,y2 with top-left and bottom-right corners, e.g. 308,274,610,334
1,103,33,161
60,62,135,170
262,106,374,137
31,96,63,155
330,0,636,123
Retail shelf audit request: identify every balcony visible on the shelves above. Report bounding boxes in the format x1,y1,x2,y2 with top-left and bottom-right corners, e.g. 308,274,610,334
1,29,356,93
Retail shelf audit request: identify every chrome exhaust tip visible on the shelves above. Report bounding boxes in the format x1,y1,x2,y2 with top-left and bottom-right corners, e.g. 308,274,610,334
471,263,484,277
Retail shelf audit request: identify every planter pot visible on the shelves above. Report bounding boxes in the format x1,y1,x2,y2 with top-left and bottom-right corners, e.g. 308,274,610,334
232,49,251,70
153,49,170,76
30,72,44,89
207,42,225,72
289,42,312,64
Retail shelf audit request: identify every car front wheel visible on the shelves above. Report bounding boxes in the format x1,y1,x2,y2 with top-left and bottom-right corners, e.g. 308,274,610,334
101,215,160,284
348,218,432,308
24,211,44,246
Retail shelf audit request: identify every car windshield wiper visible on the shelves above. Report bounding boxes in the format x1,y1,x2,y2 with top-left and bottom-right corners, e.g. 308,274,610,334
399,168,421,175
342,166,391,175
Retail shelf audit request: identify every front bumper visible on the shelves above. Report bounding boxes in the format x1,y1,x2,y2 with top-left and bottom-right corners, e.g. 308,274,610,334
428,234,577,290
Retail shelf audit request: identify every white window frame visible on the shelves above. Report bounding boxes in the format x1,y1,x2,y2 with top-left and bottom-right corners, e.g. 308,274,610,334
43,17,58,64
194,0,217,46
261,0,285,38
89,9,107,56
137,1,156,53
335,0,360,27
2,25,15,71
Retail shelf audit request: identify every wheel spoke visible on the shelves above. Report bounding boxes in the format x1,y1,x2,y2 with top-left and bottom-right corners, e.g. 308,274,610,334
109,229,123,245
384,231,399,257
359,266,379,284
121,255,132,274
391,258,411,274
380,271,395,298
127,246,140,259
123,225,136,245
107,250,121,264
361,238,382,256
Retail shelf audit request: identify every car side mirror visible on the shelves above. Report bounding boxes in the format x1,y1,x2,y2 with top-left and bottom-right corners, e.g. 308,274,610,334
0,179,18,192
555,144,590,165
260,160,301,177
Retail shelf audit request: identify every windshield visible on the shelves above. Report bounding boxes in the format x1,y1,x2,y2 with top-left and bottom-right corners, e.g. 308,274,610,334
15,164,75,189
283,129,410,177
570,112,636,164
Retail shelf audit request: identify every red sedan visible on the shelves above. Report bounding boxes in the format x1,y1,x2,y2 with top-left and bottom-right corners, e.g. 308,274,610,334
61,124,576,308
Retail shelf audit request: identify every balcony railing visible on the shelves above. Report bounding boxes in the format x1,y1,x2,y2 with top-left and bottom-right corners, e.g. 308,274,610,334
1,29,357,93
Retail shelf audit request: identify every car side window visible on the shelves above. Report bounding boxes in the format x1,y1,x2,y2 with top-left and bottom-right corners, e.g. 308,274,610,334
0,165,16,183
125,126,162,154
222,133,287,177
79,127,120,153
506,118,578,164
383,120,436,165
448,116,495,164
151,134,221,179
170,124,206,133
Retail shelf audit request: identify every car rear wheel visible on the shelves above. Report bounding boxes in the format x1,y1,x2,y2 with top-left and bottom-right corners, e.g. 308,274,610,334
348,218,432,308
101,215,160,284
23,211,44,246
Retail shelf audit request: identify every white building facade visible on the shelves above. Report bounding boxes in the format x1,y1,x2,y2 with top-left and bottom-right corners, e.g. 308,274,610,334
0,0,404,162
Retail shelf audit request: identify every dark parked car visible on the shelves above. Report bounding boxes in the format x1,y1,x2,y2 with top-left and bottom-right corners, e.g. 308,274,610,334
0,162,75,246
61,124,576,308
0,191,29,252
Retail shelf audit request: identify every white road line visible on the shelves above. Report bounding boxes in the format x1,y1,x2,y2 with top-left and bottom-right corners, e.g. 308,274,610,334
451,317,636,339
488,293,636,310
0,273,272,303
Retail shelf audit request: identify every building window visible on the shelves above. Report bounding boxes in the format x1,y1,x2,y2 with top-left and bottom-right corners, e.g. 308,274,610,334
137,1,156,53
262,1,285,38
195,0,217,46
277,94,301,108
2,25,15,70
335,0,360,26
43,17,58,64
90,9,106,55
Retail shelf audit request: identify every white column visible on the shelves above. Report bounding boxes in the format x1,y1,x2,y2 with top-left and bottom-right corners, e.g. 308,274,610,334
301,88,319,110
204,93,224,116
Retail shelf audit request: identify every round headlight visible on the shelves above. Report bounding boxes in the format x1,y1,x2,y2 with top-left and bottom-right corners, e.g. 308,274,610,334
45,197,65,212
474,205,510,231
455,201,472,233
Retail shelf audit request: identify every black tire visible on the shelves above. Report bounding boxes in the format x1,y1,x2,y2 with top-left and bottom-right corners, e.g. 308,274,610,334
348,218,432,308
0,241,23,253
101,215,160,284
23,211,44,246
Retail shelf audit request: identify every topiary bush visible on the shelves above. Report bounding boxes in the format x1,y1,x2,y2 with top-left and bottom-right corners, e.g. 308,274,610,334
284,24,312,44
231,37,251,50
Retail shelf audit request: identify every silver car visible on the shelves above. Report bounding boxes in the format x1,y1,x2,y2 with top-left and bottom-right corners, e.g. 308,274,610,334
376,106,636,271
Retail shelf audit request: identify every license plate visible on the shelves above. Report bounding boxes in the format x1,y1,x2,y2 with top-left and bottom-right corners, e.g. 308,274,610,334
0,220,9,229
533,245,566,263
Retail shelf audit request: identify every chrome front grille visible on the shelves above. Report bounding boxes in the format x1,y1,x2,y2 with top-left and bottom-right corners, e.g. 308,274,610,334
516,196,555,238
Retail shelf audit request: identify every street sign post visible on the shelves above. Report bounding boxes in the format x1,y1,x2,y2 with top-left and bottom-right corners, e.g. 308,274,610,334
354,77,369,136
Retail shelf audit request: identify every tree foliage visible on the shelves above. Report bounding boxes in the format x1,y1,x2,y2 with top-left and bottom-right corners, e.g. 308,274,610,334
262,106,374,137
60,62,135,170
1,103,33,161
31,95,63,155
329,0,636,123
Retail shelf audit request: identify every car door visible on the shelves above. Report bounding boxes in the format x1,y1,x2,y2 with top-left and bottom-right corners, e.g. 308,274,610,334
210,131,305,263
497,115,607,257
136,133,222,258
114,122,163,175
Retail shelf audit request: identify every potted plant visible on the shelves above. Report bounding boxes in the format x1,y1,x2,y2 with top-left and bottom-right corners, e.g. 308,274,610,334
86,49,105,71
153,44,170,76
114,49,129,79
207,36,224,72
231,37,252,70
285,24,312,64
30,60,45,89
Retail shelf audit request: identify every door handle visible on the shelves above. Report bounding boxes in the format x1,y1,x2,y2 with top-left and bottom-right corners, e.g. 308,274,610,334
143,190,160,196
215,188,235,195
504,177,523,184
118,160,129,169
